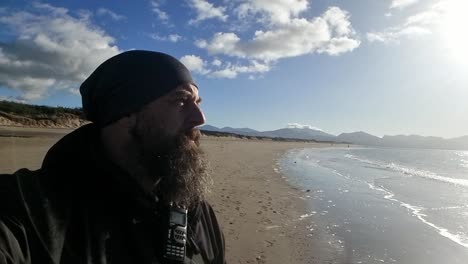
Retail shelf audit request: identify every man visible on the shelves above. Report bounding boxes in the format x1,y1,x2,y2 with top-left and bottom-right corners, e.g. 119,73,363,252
0,50,225,264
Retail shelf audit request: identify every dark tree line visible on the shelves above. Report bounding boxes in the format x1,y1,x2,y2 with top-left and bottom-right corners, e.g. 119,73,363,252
0,100,83,117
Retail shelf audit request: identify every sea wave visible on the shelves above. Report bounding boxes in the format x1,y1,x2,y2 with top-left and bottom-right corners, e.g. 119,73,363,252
346,154,468,188
460,159,468,169
344,154,376,165
366,182,468,249
455,151,468,157
454,152,468,169
386,163,468,187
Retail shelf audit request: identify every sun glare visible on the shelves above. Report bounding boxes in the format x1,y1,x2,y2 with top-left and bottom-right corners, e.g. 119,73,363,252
439,0,468,64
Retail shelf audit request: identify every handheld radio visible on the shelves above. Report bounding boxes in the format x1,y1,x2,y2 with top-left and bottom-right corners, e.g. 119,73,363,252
162,204,188,263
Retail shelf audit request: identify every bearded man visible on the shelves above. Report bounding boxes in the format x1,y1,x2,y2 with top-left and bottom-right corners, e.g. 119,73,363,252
0,50,225,264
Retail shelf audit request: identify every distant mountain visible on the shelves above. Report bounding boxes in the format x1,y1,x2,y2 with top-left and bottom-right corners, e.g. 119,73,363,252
447,135,468,146
262,127,336,141
201,125,468,150
200,125,222,132
448,136,468,150
201,125,336,142
220,127,262,136
381,135,444,149
337,131,382,145
200,125,261,136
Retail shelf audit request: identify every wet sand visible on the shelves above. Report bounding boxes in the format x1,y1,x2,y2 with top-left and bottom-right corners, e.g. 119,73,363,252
0,126,335,263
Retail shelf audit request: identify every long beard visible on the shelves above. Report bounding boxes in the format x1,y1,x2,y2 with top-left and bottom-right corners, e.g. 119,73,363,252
134,128,211,209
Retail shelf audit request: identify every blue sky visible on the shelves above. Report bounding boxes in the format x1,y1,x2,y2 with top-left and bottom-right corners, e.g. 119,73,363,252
0,0,467,138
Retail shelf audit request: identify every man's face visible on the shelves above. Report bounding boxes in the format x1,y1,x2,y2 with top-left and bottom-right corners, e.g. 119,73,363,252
129,83,210,208
134,83,205,149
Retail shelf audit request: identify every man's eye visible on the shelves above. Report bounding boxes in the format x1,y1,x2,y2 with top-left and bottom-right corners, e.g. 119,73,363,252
176,99,186,106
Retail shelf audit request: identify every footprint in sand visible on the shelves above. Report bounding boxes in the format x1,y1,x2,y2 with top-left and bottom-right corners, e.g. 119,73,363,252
264,240,275,248
255,255,266,264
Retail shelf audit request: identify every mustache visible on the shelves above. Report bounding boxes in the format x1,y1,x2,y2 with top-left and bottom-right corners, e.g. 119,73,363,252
184,128,201,145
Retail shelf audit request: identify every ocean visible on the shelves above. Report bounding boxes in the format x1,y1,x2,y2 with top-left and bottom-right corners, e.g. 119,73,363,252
279,147,468,264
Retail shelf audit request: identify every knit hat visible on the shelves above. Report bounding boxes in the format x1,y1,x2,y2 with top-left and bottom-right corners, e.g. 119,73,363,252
80,50,196,126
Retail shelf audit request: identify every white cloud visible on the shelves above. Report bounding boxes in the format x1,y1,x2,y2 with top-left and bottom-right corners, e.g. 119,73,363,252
368,1,446,43
150,33,182,42
191,5,359,79
211,58,222,66
404,8,441,26
0,4,120,101
367,26,431,43
180,55,210,74
287,123,323,131
32,2,68,15
179,53,270,79
77,9,93,20
151,1,169,21
168,34,182,42
209,60,270,79
97,8,126,21
210,68,237,78
235,0,309,25
188,0,228,24
197,7,360,61
390,0,420,10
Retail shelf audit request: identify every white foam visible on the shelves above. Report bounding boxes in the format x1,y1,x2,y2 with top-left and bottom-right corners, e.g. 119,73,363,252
386,163,468,187
345,154,376,165
331,169,351,180
347,153,468,188
428,205,468,211
366,182,468,249
455,151,468,157
408,205,468,248
460,159,468,169
366,182,395,200
299,211,316,220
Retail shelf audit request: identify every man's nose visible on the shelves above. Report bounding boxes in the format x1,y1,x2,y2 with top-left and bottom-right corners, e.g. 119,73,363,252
187,104,206,128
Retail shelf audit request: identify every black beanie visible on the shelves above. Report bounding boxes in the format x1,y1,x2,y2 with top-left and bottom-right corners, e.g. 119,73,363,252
80,50,196,126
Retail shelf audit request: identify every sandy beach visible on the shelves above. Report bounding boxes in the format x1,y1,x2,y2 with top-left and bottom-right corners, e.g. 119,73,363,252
0,126,335,264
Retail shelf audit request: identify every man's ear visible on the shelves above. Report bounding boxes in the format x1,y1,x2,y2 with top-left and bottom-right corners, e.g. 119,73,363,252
121,113,138,130
100,113,138,138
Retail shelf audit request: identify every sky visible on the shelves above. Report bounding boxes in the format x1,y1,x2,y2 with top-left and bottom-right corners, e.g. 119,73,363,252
0,0,467,138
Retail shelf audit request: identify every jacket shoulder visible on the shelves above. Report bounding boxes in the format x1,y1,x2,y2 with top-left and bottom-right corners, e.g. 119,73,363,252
0,169,37,264
0,169,37,215
190,201,226,264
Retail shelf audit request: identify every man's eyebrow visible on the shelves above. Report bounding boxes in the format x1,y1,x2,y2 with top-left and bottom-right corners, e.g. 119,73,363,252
172,90,202,103
172,90,192,97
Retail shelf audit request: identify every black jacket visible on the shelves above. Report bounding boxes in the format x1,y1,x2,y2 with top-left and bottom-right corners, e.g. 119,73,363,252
0,124,225,264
